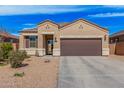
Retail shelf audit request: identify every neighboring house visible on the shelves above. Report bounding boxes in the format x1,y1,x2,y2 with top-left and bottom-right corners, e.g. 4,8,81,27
19,19,109,56
0,31,19,50
109,30,124,55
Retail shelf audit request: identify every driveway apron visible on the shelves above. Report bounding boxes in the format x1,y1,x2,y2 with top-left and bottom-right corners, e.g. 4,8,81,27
58,56,124,88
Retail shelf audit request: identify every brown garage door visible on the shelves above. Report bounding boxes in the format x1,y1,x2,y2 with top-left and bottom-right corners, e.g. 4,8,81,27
60,38,102,56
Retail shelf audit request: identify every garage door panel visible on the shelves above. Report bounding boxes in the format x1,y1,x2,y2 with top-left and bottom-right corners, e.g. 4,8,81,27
60,38,102,56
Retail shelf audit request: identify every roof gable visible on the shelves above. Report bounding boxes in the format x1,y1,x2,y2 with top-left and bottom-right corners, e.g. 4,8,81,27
60,19,108,32
38,20,59,28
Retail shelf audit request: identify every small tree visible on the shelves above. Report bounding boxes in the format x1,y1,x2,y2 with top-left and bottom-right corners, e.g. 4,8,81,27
0,49,4,62
22,50,28,58
9,50,28,68
0,43,13,59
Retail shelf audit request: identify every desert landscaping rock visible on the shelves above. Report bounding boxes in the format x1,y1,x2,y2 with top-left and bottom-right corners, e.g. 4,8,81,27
0,56,59,88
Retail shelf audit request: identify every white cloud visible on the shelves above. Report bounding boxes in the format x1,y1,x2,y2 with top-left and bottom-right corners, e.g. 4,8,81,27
22,27,35,30
88,12,124,17
0,5,86,15
23,23,35,26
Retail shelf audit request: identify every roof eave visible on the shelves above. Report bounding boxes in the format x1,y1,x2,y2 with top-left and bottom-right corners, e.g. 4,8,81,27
37,20,59,27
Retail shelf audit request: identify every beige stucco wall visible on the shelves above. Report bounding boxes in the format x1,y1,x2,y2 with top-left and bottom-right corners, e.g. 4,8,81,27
38,22,58,32
19,20,109,56
60,20,108,39
37,21,60,56
59,20,109,55
19,34,24,50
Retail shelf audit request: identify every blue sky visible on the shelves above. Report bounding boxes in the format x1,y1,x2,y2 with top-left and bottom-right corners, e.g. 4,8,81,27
0,5,124,36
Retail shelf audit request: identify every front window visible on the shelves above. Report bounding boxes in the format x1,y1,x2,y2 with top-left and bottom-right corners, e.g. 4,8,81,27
30,36,37,48
25,36,37,48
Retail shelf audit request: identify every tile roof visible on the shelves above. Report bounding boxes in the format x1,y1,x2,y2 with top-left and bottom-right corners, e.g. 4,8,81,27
110,30,124,37
20,28,37,33
20,19,108,33
58,22,70,28
0,31,18,39
59,19,107,31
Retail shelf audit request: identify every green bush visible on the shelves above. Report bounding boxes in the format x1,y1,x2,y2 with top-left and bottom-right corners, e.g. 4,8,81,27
21,50,28,59
9,51,27,68
0,43,13,59
14,72,25,77
0,49,4,61
0,63,7,67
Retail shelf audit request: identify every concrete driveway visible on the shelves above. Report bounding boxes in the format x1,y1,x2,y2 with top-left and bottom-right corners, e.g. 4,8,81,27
58,56,124,88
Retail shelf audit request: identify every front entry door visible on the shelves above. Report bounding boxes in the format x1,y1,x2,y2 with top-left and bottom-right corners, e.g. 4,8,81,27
46,39,53,55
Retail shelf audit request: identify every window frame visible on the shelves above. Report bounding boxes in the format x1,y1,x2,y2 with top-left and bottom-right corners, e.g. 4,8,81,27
25,36,37,48
29,36,37,48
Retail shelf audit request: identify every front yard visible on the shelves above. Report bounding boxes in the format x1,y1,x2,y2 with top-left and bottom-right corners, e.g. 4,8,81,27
1,54,124,88
0,56,59,88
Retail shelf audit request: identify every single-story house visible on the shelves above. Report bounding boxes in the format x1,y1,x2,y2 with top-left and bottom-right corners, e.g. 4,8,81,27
0,31,19,51
19,19,109,56
109,30,124,55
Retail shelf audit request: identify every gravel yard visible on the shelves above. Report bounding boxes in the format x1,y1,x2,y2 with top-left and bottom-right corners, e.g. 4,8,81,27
0,56,59,88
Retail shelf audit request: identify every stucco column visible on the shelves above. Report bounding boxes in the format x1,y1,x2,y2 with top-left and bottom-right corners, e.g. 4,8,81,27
19,35,24,50
38,34,45,56
53,32,60,56
102,35,109,56
38,34,43,48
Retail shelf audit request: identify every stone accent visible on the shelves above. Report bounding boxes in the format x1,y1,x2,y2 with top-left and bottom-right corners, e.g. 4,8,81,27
53,48,60,56
37,48,45,56
19,48,46,56
102,48,109,56
19,48,37,55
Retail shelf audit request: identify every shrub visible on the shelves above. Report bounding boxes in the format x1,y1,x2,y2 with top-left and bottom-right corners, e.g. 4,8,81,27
0,48,9,64
9,51,27,68
0,49,4,62
21,50,29,59
0,63,7,66
0,43,13,59
14,72,25,77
